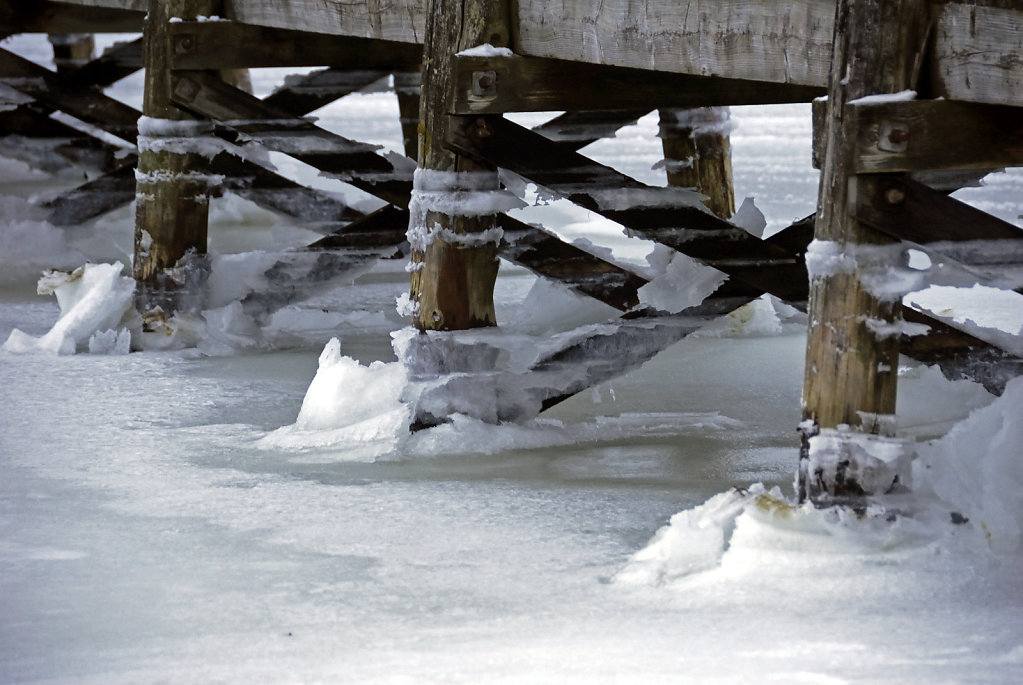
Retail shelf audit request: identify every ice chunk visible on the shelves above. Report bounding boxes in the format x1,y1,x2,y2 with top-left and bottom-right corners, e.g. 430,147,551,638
731,196,767,238
456,44,514,58
3,262,135,354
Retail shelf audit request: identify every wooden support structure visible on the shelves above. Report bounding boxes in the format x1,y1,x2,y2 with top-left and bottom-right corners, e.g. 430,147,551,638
132,0,220,314
406,0,513,331
47,33,95,74
799,0,931,503
658,107,735,219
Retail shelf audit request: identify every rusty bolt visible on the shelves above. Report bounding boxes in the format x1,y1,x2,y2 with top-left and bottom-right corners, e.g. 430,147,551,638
175,35,195,54
887,127,909,145
884,187,906,205
471,117,493,140
477,74,494,90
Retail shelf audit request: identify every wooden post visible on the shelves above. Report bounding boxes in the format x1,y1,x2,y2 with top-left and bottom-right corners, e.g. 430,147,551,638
658,107,735,219
406,0,512,331
394,71,421,161
799,0,931,503
133,0,219,315
47,34,94,74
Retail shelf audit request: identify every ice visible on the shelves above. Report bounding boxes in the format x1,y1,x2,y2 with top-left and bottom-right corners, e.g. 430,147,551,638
848,90,917,106
456,44,515,57
2,262,135,354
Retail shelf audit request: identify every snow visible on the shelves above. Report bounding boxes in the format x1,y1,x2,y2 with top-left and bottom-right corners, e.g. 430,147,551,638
1,34,1023,684
456,44,515,58
848,90,917,106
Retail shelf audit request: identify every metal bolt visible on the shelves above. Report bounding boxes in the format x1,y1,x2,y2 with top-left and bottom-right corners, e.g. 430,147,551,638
887,127,909,145
472,117,493,140
175,35,195,54
477,74,494,89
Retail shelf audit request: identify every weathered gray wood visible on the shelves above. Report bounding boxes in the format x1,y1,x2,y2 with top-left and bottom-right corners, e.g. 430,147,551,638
406,0,513,331
659,107,735,218
168,21,421,70
532,109,649,149
800,0,931,503
514,0,835,87
224,0,427,44
851,99,1023,173
261,68,389,116
933,3,1023,108
450,55,826,114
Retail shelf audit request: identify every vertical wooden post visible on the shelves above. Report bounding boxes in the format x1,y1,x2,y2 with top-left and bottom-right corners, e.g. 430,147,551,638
47,34,94,74
799,0,930,503
133,0,219,315
406,0,512,331
394,71,421,161
658,107,735,219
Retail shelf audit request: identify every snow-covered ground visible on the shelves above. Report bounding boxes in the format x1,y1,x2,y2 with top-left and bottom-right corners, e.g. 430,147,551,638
2,34,1023,683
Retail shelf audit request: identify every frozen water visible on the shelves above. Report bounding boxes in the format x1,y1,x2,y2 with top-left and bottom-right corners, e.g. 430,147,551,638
1,34,1023,684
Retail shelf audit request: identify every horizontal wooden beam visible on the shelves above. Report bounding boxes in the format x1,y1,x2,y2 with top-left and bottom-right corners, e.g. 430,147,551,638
0,0,144,33
932,3,1023,108
225,0,426,44
450,55,826,114
168,22,421,70
850,99,1023,173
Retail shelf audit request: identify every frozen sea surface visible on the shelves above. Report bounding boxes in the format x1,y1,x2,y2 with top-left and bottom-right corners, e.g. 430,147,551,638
2,35,1023,684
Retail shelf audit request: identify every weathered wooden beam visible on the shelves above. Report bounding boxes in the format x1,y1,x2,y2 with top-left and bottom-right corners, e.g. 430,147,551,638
932,2,1023,108
261,68,390,115
168,21,422,70
225,0,426,44
849,99,1023,174
170,70,414,207
0,47,138,143
854,175,1023,246
451,54,827,114
514,0,835,87
799,0,931,503
44,163,137,226
0,1,144,33
531,109,649,150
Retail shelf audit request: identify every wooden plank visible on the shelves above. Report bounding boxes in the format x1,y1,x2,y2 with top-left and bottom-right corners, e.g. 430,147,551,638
451,54,826,114
932,3,1023,108
224,0,427,44
0,47,138,143
514,0,835,87
170,71,415,207
168,22,421,70
0,1,144,33
261,68,390,115
44,163,136,225
531,109,649,149
854,175,1023,245
850,99,1023,173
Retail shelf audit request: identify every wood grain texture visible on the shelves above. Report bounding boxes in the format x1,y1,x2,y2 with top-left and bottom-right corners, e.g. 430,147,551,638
933,3,1023,107
515,0,835,86
224,0,427,44
168,21,421,69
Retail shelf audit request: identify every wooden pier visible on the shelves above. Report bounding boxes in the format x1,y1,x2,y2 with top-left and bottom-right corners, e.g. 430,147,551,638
2,0,1021,504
